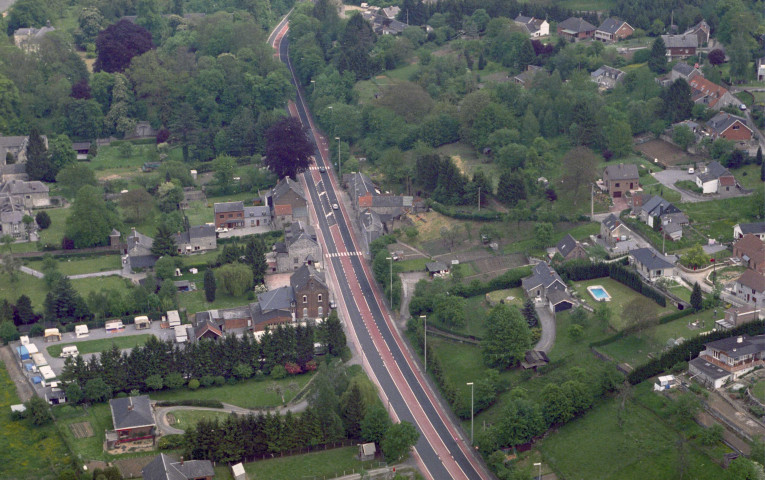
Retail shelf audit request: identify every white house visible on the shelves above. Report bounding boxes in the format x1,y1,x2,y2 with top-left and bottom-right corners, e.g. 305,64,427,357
733,222,765,240
695,161,736,194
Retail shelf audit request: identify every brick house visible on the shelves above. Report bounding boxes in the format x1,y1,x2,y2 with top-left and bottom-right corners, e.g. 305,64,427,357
107,395,156,447
706,113,752,141
557,17,596,41
733,234,765,273
250,286,296,331
603,163,639,198
556,233,588,261
269,177,307,229
716,306,761,330
733,269,765,306
214,201,244,229
291,263,329,320
142,454,214,480
594,18,634,43
661,34,698,59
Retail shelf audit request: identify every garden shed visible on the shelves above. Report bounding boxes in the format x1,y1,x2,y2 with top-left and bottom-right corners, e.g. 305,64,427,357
44,328,61,342
134,316,151,330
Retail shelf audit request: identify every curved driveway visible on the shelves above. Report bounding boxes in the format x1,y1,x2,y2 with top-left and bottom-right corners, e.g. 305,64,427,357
270,19,490,480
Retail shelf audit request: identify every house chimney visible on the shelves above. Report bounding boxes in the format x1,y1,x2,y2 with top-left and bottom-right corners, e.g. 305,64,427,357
127,396,134,411
737,336,744,343
180,456,184,466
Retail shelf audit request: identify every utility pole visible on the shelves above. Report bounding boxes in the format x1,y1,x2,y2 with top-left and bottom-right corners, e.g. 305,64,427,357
590,183,594,219
420,315,427,372
477,186,481,211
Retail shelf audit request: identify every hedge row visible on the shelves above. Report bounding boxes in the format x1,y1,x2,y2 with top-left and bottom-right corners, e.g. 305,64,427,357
427,200,504,221
627,320,765,385
451,265,532,298
559,260,666,307
589,308,696,348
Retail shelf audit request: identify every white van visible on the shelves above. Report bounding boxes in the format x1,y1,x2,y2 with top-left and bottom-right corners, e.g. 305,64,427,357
60,346,79,358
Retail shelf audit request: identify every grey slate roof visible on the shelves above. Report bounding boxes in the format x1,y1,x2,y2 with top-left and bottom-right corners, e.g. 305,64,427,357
602,213,621,231
214,201,244,214
641,195,680,217
738,222,765,235
0,210,23,223
591,65,625,82
142,453,215,480
0,179,49,195
736,269,765,293
597,17,627,34
547,288,573,306
290,263,327,291
175,224,216,245
558,17,596,33
689,356,730,382
258,285,295,311
604,163,639,181
272,176,305,202
661,34,698,49
522,262,564,291
697,161,732,183
129,255,157,270
701,334,765,361
426,261,448,273
707,113,750,137
109,395,154,430
630,247,675,270
672,62,696,76
0,163,27,175
556,234,580,258
244,205,270,218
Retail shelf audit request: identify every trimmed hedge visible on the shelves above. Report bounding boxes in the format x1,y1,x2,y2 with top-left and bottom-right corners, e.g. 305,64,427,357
452,265,532,298
155,399,224,408
558,260,666,308
627,320,765,385
158,434,185,450
658,307,696,325
428,200,504,221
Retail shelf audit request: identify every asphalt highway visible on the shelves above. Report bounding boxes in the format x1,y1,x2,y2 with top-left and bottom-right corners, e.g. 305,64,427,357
269,17,490,480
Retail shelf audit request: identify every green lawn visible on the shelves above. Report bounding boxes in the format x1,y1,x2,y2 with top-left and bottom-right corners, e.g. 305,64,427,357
0,363,72,479
169,410,233,431
397,257,429,272
622,216,707,253
178,287,258,316
244,446,378,480
668,285,692,303
71,275,131,298
485,288,524,308
25,254,122,276
683,196,759,242
570,278,675,330
751,379,765,403
539,384,725,480
38,207,72,247
2,269,128,311
46,334,155,358
731,163,764,190
151,372,314,409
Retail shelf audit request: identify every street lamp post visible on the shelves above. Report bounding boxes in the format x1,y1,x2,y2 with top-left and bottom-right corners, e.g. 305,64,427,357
420,315,427,372
327,106,334,137
534,462,542,480
335,137,341,179
310,79,315,93
466,382,474,444
386,256,393,307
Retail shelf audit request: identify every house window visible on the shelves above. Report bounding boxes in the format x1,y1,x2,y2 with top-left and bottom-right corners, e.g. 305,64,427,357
219,214,224,219
294,257,299,264
318,294,322,302
733,125,740,130
228,214,233,218
615,182,620,187
318,306,323,316
303,295,307,304
656,270,662,276
303,308,308,318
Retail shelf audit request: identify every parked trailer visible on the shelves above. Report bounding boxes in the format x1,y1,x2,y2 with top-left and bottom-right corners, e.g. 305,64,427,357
174,325,188,343
60,346,79,358
134,316,151,330
105,320,124,332
75,325,89,338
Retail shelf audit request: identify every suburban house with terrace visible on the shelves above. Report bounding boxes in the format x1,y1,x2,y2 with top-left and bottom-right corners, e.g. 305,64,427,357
106,395,156,448
733,269,765,305
732,234,765,273
689,77,740,111
594,17,634,43
689,334,765,388
600,213,631,247
661,34,698,59
629,247,676,281
556,233,588,261
734,222,765,240
557,17,596,41
695,161,737,194
142,453,214,480
522,262,575,313
603,163,639,199
513,14,549,37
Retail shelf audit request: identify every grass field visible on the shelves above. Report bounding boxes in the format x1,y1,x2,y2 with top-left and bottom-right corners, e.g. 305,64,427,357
25,254,122,276
0,363,72,479
46,334,155,358
170,410,233,431
683,196,759,242
751,379,765,403
570,278,675,330
244,446,378,479
539,384,725,480
731,163,764,189
151,372,314,409
38,207,71,247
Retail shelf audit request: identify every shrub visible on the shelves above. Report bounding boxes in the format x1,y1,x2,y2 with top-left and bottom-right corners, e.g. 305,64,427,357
285,362,302,375
164,372,185,389
158,434,185,450
187,379,200,390
35,211,51,229
200,375,214,388
271,365,287,379
213,375,225,386
155,399,224,408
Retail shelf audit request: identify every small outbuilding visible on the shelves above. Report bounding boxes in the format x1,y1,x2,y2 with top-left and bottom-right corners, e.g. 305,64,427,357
167,310,181,327
19,335,29,345
134,316,151,330
426,261,449,277
44,328,61,342
359,442,376,461
174,325,188,343
75,324,89,338
45,388,67,405
231,462,248,480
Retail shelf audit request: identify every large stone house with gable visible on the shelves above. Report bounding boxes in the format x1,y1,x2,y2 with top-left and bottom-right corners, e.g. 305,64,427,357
269,221,322,273
268,177,307,229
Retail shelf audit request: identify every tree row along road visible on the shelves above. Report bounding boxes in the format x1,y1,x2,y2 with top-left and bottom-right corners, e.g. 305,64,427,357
270,18,489,480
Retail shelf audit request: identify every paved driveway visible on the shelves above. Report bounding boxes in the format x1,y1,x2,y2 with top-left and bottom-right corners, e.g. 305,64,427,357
534,302,555,353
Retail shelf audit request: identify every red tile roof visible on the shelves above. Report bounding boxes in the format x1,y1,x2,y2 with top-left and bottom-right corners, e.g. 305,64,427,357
689,77,729,108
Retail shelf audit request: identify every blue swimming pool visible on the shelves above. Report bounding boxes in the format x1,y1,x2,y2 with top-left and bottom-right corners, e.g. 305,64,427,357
587,285,612,302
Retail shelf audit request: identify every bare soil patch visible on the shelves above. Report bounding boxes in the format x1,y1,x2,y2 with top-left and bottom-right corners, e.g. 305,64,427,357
635,139,699,166
114,455,156,479
69,421,94,439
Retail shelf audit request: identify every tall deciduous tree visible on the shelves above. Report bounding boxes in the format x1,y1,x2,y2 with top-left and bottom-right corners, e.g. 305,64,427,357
662,79,693,123
381,421,419,461
482,304,531,369
95,20,154,73
560,147,598,205
56,163,98,198
361,404,392,445
264,117,314,179
120,187,154,223
215,262,253,297
65,185,120,248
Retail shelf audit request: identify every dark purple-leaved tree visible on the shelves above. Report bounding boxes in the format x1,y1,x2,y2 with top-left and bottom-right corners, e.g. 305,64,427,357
95,20,153,73
264,116,314,179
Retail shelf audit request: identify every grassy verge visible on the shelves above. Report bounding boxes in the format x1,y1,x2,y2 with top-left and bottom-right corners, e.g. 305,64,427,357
244,446,378,480
25,254,122,276
46,334,155,358
674,180,703,194
37,207,72,247
0,363,72,479
538,384,725,480
169,410,233,431
151,372,314,409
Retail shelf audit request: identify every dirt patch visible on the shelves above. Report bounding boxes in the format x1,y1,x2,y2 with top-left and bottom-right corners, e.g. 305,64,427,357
471,254,527,275
451,155,466,175
114,455,156,479
636,139,699,166
70,421,94,439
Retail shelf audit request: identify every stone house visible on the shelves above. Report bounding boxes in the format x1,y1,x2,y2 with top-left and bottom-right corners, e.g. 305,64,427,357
683,20,710,45
733,269,765,305
13,23,55,52
556,233,588,261
272,221,322,273
0,164,28,182
0,209,26,240
521,262,574,313
600,213,631,247
0,180,50,208
174,225,217,255
689,334,765,388
590,65,626,90
639,195,681,227
689,77,740,111
243,205,272,228
124,228,157,272
0,135,47,164
732,234,765,273
668,62,703,83
269,177,307,229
